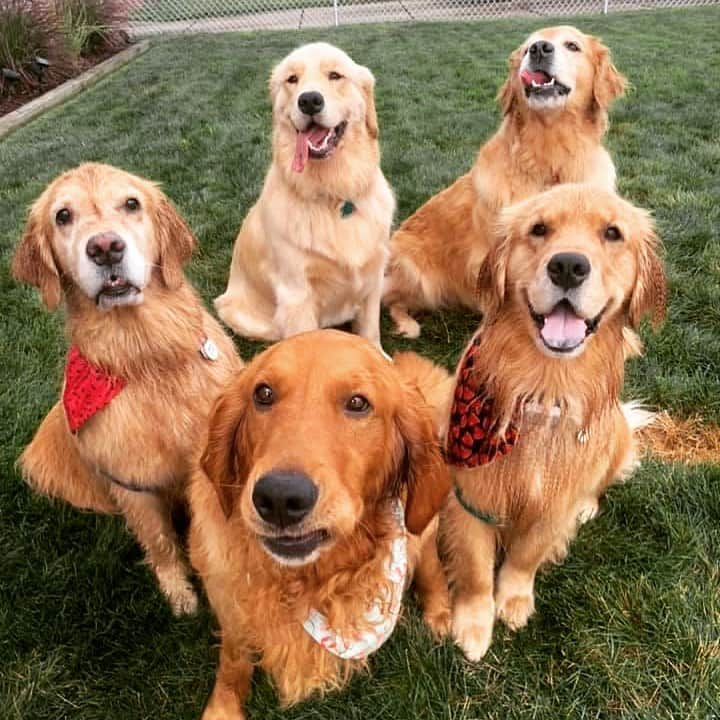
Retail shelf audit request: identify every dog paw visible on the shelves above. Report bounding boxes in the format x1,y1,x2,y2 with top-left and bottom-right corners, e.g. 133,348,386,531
576,498,599,525
451,597,494,661
202,685,246,720
155,566,198,616
423,603,452,639
394,318,421,339
496,592,534,631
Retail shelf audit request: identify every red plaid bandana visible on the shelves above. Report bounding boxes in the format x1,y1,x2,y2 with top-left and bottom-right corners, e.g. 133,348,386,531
446,333,519,467
63,346,126,433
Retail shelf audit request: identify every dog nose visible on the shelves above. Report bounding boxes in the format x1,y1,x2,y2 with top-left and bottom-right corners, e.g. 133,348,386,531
547,252,591,290
252,471,318,528
86,232,126,267
297,91,324,116
529,41,554,60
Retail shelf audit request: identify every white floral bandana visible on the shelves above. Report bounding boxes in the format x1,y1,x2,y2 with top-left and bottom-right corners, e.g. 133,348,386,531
302,499,407,660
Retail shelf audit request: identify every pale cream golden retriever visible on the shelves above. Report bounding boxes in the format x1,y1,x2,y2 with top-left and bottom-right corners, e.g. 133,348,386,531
383,26,627,338
417,184,666,660
215,43,395,348
189,330,452,719
12,163,242,614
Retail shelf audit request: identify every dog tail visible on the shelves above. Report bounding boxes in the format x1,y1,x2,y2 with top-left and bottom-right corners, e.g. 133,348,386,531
621,400,656,433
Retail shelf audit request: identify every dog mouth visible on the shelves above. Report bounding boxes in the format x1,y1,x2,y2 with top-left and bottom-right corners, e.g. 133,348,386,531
292,121,348,173
529,298,604,354
96,275,141,310
260,528,331,563
520,69,571,99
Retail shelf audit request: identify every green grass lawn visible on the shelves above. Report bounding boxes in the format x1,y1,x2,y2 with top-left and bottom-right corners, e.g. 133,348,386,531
1,7,719,719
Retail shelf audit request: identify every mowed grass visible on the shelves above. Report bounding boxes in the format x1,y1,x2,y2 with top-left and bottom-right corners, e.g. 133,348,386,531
1,7,719,720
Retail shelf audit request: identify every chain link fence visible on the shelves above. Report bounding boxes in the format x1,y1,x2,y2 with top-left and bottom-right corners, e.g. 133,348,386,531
128,0,720,36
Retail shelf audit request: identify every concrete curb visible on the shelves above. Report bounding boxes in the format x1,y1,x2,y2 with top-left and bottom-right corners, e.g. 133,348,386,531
0,40,151,140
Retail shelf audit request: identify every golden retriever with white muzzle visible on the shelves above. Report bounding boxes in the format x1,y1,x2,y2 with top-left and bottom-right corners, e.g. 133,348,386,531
417,184,667,660
383,26,627,338
215,43,395,348
12,163,242,614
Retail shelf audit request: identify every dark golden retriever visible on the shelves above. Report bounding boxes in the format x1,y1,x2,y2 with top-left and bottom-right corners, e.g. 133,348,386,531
189,330,452,718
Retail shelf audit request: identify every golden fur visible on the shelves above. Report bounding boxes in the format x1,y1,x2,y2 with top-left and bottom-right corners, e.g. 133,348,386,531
417,185,667,660
188,330,451,719
383,26,627,338
215,43,395,348
12,163,242,614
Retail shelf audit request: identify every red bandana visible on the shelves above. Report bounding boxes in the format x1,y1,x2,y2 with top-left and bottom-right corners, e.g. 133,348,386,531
446,333,519,467
63,346,126,433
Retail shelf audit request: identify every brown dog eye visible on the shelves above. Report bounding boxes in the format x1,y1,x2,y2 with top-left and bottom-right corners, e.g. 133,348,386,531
328,71,342,80
287,74,298,84
604,225,623,242
55,208,72,226
125,197,140,212
253,383,274,407
345,394,371,415
565,41,580,52
530,222,548,237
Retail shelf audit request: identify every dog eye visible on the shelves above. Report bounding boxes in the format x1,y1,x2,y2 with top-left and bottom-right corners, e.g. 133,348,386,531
286,74,298,84
125,197,140,212
604,225,623,242
55,208,72,226
253,383,274,407
530,222,548,237
565,41,580,52
345,394,371,415
328,71,343,80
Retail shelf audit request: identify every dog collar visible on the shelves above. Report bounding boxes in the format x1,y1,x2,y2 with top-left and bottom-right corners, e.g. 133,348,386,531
302,498,407,660
446,331,519,467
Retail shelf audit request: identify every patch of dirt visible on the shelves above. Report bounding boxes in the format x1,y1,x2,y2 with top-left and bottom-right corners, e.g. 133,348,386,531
1,44,127,118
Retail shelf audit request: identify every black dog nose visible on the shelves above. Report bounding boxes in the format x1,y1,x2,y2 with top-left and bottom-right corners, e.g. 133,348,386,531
252,471,318,528
529,41,554,60
86,232,126,267
547,253,591,290
297,91,324,116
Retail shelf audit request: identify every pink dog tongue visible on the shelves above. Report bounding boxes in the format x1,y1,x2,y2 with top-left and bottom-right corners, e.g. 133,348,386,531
520,69,550,86
292,126,332,173
293,131,311,173
541,304,586,347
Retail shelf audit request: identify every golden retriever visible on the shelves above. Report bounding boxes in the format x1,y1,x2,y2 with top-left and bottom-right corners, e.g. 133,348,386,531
383,26,627,338
417,184,666,660
12,163,242,614
188,330,452,718
215,43,395,348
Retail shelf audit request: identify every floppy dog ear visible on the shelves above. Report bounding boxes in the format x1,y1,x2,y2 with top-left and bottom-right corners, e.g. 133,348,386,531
357,65,378,139
628,217,667,330
201,376,248,517
12,204,62,310
395,384,450,535
154,194,197,291
591,37,627,111
497,46,523,116
475,229,510,323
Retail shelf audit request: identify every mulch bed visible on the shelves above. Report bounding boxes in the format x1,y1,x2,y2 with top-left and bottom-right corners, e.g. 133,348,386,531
1,44,126,118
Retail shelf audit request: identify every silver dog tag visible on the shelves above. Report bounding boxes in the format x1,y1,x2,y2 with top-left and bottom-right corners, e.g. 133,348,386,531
200,337,219,362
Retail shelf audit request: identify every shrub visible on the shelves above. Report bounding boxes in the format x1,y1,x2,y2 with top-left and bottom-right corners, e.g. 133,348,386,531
54,0,130,58
0,0,68,96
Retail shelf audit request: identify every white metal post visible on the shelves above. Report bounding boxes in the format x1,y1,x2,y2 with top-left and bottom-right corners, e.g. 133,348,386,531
603,0,609,13
334,0,339,26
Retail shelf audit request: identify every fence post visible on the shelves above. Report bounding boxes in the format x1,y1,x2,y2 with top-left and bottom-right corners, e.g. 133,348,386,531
603,0,609,13
334,0,339,26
